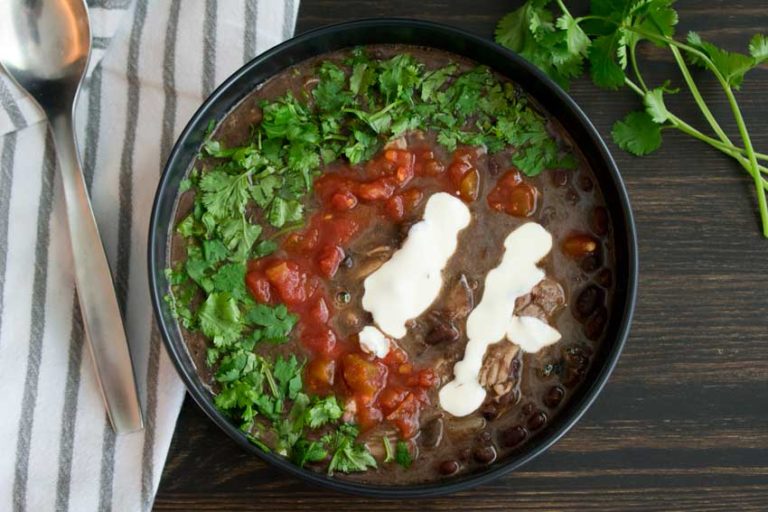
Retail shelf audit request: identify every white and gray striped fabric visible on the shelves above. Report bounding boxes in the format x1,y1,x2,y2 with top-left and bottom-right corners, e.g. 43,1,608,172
0,0,299,510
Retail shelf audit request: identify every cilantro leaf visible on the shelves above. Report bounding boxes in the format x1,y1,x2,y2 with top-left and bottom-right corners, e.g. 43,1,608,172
378,54,422,103
202,239,228,265
245,304,297,343
305,396,343,428
350,61,375,97
420,64,457,102
219,215,262,261
211,262,247,300
198,292,242,346
556,13,590,57
199,170,251,219
395,441,412,468
291,439,328,468
611,111,662,156
643,87,671,123
588,35,627,89
267,197,303,228
325,424,377,475
687,31,757,89
749,34,768,62
273,355,303,400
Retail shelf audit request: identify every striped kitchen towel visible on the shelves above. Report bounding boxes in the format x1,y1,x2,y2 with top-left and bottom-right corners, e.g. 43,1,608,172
0,0,300,510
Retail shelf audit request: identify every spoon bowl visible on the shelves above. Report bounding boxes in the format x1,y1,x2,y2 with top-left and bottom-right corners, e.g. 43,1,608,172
0,0,90,111
0,0,143,434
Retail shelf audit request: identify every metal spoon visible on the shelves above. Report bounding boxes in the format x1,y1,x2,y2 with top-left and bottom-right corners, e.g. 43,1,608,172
0,0,143,434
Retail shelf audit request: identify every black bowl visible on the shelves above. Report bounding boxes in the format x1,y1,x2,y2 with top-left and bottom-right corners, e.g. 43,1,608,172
148,18,638,498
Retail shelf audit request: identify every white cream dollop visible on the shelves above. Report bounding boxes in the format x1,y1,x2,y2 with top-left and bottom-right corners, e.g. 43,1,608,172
358,326,391,358
362,192,471,338
507,316,561,353
439,222,560,417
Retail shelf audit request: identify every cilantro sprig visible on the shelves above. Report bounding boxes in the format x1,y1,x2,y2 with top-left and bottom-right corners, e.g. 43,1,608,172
496,0,768,238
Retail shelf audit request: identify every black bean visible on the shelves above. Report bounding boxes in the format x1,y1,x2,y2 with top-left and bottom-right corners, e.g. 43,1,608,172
550,169,568,187
425,319,459,345
573,285,605,321
596,268,613,288
562,366,586,388
591,206,610,236
473,445,497,464
480,403,500,421
489,158,501,177
584,306,608,340
522,402,535,416
477,430,493,444
420,418,444,449
578,174,594,192
566,187,580,204
580,253,602,273
501,425,528,448
438,460,460,475
527,411,547,431
544,386,565,408
539,206,557,228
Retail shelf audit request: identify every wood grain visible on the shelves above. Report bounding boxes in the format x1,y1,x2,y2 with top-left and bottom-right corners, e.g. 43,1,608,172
154,1,768,510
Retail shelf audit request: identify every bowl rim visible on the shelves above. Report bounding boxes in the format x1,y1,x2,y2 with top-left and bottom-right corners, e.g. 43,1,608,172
148,17,639,498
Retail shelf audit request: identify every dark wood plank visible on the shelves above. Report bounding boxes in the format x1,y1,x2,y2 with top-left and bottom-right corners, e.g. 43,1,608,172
155,1,768,510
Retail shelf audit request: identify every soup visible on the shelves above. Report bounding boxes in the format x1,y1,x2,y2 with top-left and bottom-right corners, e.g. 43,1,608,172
166,45,614,484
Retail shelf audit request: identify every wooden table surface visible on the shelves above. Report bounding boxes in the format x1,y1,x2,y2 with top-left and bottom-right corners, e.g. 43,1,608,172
154,1,768,510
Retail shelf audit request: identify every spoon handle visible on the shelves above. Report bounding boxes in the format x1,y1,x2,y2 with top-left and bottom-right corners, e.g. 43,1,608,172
49,112,144,434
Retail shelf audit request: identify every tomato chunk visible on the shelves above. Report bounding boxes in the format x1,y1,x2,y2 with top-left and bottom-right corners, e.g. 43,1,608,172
317,244,345,278
301,326,337,356
330,190,358,211
385,195,405,221
356,179,396,202
487,169,538,217
305,357,336,393
265,261,309,305
309,297,331,324
245,272,271,303
342,353,387,399
379,386,409,416
407,368,439,388
355,402,384,432
326,215,360,246
386,392,420,439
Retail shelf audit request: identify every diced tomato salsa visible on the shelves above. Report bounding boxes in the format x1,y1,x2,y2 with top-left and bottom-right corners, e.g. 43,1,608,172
244,144,536,439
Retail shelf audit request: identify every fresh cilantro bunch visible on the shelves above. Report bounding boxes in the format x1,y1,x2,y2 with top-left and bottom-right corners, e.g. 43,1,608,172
496,0,768,237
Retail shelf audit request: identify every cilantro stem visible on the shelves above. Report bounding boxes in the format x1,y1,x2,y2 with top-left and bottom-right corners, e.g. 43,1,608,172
668,113,768,190
554,0,572,17
722,83,768,237
668,45,732,147
624,78,768,191
574,15,603,23
629,43,648,92
620,24,768,165
262,359,280,397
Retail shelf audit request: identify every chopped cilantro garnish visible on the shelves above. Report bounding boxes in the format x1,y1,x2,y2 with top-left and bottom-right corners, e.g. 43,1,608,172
382,436,394,463
395,440,413,469
325,424,378,475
